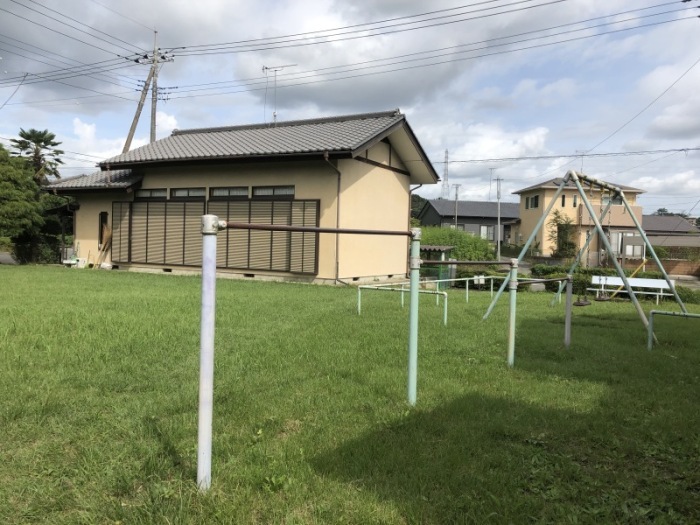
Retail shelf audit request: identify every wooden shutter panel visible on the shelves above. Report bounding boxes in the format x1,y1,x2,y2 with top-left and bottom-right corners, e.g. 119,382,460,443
270,201,291,271
249,201,272,269
131,202,148,263
227,201,250,269
146,202,166,264
111,202,131,263
183,202,204,266
165,202,185,265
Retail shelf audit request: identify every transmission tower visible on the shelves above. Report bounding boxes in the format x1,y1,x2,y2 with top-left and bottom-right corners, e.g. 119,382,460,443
441,149,449,199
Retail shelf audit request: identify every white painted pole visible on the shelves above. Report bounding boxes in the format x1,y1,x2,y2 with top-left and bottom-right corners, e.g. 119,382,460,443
407,228,421,406
564,275,573,348
507,259,518,367
197,215,224,491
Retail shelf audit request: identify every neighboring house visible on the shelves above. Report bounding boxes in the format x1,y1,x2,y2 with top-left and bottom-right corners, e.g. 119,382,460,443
643,214,700,249
416,199,520,244
48,110,438,283
511,177,645,265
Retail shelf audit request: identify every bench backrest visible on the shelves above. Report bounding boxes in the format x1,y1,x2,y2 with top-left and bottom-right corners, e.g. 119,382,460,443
591,275,674,290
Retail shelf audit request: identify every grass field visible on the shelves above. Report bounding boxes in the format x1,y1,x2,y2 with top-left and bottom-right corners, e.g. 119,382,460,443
1,266,699,524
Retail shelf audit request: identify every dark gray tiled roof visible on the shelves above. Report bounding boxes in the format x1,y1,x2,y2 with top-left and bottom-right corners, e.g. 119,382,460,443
642,214,699,234
101,110,407,167
513,177,643,195
426,199,520,219
47,170,141,191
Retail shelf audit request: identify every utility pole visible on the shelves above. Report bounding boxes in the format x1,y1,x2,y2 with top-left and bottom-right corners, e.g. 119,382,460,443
496,176,503,260
122,30,173,152
453,183,461,229
150,30,159,143
123,67,154,153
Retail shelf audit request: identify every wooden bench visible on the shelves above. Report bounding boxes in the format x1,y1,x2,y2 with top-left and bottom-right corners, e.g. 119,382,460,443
588,276,675,305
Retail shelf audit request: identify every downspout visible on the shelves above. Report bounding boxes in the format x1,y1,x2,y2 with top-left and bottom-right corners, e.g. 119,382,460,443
323,152,344,284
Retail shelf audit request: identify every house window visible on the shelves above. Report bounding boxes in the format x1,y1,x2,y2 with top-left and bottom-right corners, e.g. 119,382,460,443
210,186,249,200
561,195,566,207
480,225,494,241
573,195,578,207
525,197,530,210
252,186,295,199
135,188,167,200
530,195,539,209
98,211,108,248
170,187,206,200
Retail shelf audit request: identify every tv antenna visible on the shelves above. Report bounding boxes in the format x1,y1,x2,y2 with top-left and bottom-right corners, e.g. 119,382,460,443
262,63,296,124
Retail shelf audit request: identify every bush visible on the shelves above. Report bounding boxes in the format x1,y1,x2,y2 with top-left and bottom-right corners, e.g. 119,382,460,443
675,286,700,305
419,226,495,262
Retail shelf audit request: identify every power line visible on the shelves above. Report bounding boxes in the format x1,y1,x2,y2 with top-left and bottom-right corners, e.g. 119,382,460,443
432,148,700,164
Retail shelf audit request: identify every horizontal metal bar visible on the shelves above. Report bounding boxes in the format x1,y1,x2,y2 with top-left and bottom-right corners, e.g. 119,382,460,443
421,260,511,266
224,222,414,237
573,171,622,195
521,277,571,284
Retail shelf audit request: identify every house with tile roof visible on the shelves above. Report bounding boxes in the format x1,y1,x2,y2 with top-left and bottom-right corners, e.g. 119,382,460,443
416,199,520,245
511,177,645,264
49,110,438,282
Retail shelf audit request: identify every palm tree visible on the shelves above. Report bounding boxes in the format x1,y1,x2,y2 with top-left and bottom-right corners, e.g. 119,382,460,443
10,128,64,185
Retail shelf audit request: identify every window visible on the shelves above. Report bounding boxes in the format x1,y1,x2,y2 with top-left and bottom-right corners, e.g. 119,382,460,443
531,195,539,209
480,225,495,241
252,185,295,199
170,187,206,200
525,197,530,210
135,188,167,200
573,194,578,207
561,195,566,207
98,211,108,248
210,186,249,200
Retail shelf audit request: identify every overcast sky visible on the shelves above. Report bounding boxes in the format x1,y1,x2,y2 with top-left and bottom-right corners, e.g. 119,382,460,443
1,0,699,214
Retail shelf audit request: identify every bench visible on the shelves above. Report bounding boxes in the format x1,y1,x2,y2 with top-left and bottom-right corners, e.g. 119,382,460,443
588,275,675,305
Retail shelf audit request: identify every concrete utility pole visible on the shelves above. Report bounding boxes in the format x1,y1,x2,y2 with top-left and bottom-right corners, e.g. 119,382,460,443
150,30,159,143
122,30,173,152
453,183,461,229
496,176,503,260
441,149,449,199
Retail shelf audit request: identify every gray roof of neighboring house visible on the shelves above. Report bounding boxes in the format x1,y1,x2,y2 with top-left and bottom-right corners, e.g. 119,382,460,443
422,199,520,219
642,214,699,234
513,177,644,195
97,109,438,184
47,170,141,191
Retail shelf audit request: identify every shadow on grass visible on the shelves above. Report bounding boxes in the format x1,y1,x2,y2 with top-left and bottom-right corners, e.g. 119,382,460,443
312,308,700,524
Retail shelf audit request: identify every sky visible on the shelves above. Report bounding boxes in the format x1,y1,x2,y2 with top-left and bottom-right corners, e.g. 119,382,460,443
1,0,699,215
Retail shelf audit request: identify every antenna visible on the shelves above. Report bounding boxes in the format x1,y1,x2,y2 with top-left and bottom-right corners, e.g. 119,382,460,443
262,63,297,124
441,149,450,199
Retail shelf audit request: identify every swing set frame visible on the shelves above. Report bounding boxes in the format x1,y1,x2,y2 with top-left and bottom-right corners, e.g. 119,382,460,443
483,170,687,330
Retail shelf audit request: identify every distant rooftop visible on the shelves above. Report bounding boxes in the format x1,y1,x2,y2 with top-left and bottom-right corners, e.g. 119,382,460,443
47,170,140,192
513,177,644,195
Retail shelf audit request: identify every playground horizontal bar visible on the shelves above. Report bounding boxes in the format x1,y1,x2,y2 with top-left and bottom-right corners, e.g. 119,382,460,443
521,277,571,284
420,260,512,266
224,222,414,237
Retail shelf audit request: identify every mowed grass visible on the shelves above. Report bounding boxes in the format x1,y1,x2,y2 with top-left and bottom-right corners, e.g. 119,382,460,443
1,266,699,524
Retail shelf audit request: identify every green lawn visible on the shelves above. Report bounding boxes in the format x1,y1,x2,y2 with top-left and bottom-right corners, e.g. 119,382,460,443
1,266,699,524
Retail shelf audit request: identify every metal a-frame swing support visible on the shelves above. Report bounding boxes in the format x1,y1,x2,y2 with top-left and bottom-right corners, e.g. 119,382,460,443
483,170,687,337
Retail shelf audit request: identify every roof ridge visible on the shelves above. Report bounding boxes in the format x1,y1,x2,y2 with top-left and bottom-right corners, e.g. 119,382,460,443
172,109,402,136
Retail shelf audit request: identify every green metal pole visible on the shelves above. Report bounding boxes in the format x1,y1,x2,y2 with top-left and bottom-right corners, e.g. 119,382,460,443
507,259,518,367
407,229,421,406
564,275,573,348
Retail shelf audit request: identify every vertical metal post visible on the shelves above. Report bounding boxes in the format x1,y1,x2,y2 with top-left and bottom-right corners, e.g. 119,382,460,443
442,293,448,326
647,312,654,351
197,215,223,491
507,259,518,367
564,275,573,348
407,229,421,406
357,287,362,315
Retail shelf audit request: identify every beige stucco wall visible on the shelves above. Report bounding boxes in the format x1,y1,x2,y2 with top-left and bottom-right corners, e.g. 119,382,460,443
73,191,131,265
336,155,410,279
516,187,643,257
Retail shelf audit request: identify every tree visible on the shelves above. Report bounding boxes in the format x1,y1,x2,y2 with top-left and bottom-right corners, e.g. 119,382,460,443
9,128,64,185
411,193,427,217
653,208,672,216
547,210,576,258
0,145,43,241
